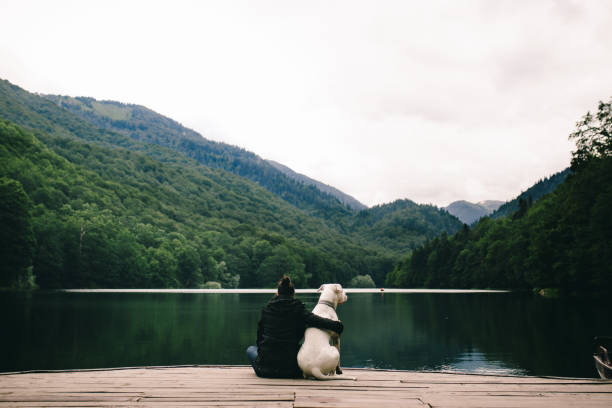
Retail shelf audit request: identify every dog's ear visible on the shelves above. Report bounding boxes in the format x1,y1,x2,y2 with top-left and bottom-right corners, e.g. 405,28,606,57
335,284,342,293
317,285,325,292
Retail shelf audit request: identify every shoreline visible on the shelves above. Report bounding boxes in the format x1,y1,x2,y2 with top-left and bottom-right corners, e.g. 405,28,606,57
60,288,510,294
0,364,598,380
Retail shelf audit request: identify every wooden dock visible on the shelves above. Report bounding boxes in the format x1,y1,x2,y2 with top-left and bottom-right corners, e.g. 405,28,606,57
1,365,611,407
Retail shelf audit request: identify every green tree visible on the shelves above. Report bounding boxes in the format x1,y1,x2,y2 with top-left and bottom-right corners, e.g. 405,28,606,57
146,247,179,288
177,245,203,288
0,178,36,288
256,245,306,287
569,98,612,170
32,212,66,288
348,274,376,288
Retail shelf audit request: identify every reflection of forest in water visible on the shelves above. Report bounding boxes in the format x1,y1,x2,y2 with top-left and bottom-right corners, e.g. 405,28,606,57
1,292,607,377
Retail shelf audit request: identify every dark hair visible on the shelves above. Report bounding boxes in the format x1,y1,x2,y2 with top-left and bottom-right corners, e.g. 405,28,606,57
277,275,295,296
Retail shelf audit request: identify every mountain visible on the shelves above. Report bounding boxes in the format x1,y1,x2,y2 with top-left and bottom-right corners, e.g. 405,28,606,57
444,200,503,224
0,80,387,288
490,169,570,219
0,78,464,288
266,159,367,210
0,117,390,289
479,200,504,213
35,88,461,251
41,94,354,221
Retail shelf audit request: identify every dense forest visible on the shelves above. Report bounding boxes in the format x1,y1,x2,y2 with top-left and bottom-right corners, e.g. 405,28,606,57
386,99,612,293
0,79,462,289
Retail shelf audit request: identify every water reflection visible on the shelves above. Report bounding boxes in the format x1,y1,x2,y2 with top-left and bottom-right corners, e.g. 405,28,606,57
0,291,607,377
441,350,527,375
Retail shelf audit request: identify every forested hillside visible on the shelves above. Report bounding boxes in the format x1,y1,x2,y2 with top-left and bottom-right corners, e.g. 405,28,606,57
350,200,463,253
0,78,464,289
42,94,356,220
386,99,612,293
0,119,394,289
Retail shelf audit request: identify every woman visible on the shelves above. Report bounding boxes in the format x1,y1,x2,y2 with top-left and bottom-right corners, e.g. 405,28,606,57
246,275,344,378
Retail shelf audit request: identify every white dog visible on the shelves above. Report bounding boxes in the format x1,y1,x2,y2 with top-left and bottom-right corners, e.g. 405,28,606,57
297,284,356,381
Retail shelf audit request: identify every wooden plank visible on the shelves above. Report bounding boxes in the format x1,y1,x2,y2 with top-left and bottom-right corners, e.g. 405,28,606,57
422,395,612,408
0,403,133,407
294,395,426,408
0,396,138,402
1,367,612,408
0,394,293,401
136,404,293,407
0,403,292,407
136,394,294,402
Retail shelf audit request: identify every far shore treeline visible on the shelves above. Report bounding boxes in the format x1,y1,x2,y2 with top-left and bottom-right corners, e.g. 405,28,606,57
0,78,610,293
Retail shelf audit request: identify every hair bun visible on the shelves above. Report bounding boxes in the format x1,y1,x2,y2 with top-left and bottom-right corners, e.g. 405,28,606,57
277,275,295,295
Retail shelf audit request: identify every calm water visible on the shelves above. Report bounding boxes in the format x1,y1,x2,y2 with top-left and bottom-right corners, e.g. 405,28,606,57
1,290,608,377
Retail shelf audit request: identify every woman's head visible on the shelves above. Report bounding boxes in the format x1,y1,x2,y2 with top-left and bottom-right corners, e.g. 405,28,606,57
277,275,295,297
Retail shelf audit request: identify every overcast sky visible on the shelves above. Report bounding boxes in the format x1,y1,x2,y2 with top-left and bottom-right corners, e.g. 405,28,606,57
1,0,611,207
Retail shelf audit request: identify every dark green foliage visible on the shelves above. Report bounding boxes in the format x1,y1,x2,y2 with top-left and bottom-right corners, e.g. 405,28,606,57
348,274,376,288
387,100,612,292
0,176,35,288
569,99,612,170
350,200,463,254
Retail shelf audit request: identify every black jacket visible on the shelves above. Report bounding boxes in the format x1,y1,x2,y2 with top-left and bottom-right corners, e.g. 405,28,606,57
253,294,343,378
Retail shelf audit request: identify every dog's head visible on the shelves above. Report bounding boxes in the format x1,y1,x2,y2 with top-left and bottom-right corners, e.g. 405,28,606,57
317,283,347,305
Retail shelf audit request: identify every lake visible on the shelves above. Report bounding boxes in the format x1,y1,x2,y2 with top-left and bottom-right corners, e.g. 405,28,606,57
1,290,607,378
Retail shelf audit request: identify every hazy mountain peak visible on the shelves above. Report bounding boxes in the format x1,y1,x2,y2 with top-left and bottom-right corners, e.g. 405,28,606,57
444,200,503,224
477,200,505,212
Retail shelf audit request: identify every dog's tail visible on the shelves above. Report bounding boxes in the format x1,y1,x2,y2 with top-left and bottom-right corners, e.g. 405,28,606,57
309,367,356,381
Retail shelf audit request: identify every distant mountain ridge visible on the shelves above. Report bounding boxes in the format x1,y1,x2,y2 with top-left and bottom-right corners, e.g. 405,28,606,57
444,200,504,224
266,159,367,210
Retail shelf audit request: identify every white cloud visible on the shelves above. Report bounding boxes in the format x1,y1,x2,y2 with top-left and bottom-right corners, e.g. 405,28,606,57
1,0,610,207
